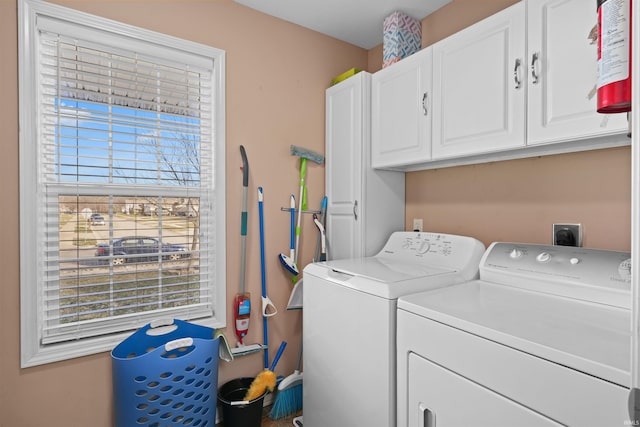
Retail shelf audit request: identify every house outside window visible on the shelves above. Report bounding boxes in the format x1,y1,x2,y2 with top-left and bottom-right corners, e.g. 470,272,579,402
18,0,226,367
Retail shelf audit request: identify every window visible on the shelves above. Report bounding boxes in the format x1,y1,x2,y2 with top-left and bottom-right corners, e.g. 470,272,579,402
19,0,226,367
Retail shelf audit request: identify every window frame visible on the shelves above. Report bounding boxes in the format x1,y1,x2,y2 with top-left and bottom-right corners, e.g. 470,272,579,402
18,0,226,367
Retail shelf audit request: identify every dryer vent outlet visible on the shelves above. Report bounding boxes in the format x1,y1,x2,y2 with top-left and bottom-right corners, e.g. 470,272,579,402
553,223,582,247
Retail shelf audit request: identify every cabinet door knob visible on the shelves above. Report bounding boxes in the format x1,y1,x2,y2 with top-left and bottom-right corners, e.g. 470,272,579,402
422,92,429,116
531,52,540,84
514,58,522,89
353,200,358,220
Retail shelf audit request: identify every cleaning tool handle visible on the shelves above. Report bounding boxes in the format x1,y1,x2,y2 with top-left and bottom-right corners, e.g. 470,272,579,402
262,296,277,317
270,341,287,371
289,195,295,253
299,157,307,180
240,147,249,238
240,145,249,187
295,182,304,265
313,215,324,232
314,196,328,262
300,158,308,211
259,187,266,296
258,186,268,368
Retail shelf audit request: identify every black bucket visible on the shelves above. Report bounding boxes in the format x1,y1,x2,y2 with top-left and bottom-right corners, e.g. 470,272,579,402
218,377,265,427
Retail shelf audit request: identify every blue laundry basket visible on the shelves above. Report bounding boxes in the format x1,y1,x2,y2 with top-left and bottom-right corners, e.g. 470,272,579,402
111,318,219,427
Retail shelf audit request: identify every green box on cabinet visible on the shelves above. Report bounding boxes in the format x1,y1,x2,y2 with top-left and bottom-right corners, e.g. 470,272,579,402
331,68,362,86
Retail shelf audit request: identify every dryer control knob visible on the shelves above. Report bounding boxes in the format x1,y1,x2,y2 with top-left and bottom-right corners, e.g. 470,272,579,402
570,257,580,265
536,252,551,263
618,258,632,280
509,248,523,259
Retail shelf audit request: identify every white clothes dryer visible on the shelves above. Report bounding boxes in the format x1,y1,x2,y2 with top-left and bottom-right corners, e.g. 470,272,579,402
303,232,485,427
397,242,632,427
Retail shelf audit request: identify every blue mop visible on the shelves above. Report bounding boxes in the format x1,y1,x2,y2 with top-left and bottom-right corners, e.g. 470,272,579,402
258,187,277,369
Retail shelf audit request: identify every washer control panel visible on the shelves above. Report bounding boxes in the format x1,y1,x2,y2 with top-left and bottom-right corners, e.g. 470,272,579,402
401,234,453,256
377,232,486,270
482,242,631,307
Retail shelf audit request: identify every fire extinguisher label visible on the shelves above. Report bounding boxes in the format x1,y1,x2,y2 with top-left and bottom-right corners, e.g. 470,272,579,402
598,0,630,88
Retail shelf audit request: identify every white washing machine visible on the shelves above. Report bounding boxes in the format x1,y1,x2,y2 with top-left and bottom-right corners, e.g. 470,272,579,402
303,231,485,427
397,242,632,427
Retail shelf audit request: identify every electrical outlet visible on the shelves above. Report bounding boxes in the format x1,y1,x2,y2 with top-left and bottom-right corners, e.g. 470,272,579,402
553,223,582,247
413,218,423,232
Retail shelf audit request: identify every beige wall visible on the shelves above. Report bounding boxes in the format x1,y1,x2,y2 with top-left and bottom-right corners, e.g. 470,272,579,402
1,0,631,425
406,147,631,250
1,0,367,425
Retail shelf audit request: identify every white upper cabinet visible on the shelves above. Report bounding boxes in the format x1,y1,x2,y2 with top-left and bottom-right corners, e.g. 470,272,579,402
371,47,432,169
431,2,526,159
371,0,630,171
526,0,628,145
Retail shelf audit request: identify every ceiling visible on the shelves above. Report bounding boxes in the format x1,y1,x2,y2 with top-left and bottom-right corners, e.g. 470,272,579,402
233,0,452,50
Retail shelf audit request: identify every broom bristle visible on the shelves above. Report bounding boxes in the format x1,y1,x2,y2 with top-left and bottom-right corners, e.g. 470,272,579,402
269,383,302,420
244,369,276,401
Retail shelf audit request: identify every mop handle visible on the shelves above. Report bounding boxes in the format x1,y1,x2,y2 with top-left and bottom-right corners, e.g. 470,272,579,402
239,145,249,293
259,188,266,296
270,341,287,371
289,194,295,260
258,187,269,369
294,159,306,265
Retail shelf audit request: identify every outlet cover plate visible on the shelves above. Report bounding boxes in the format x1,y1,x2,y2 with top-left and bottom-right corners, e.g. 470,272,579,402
553,223,582,247
413,218,423,232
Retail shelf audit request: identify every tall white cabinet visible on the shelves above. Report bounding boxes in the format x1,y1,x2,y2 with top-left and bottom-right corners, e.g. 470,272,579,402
325,72,405,259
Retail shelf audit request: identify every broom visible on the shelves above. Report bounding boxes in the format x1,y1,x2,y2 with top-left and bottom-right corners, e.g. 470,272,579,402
269,341,303,419
244,341,287,401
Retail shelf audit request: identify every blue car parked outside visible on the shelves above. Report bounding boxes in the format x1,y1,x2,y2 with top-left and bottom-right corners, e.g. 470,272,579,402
95,236,188,265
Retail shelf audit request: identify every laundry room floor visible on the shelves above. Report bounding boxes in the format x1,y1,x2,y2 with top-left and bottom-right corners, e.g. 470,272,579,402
216,408,301,426
261,408,302,426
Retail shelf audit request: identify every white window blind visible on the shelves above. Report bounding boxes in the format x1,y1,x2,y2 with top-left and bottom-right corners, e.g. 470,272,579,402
20,0,226,366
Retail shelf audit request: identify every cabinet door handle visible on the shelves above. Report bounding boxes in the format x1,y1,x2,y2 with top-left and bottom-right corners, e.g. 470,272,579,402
531,52,540,84
353,200,358,221
422,92,429,116
513,58,522,89
419,403,435,427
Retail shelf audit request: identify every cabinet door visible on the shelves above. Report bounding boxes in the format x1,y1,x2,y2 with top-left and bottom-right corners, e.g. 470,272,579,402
432,2,526,159
527,0,628,145
407,353,563,427
325,73,366,260
371,48,432,169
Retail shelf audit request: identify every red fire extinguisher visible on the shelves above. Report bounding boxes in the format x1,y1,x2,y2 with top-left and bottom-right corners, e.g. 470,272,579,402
597,0,632,113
